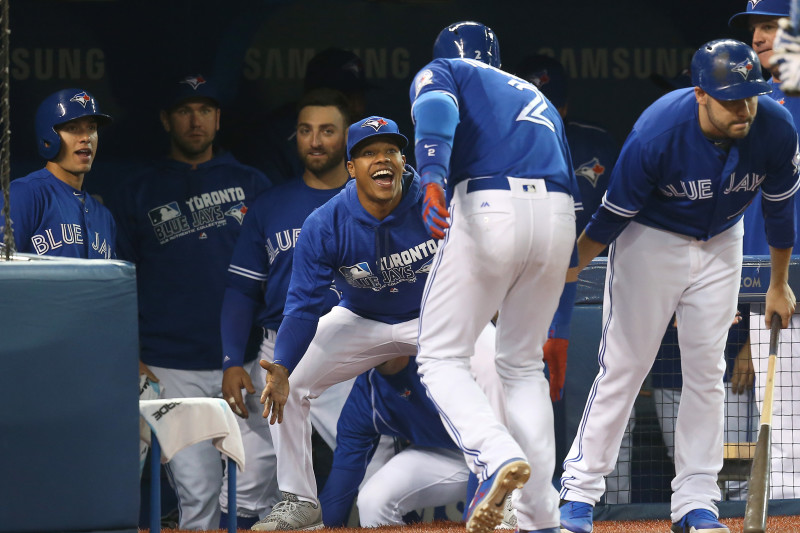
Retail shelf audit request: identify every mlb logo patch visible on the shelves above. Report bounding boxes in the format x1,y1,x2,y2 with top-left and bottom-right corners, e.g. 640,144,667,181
340,262,374,280
70,92,92,108
148,202,182,225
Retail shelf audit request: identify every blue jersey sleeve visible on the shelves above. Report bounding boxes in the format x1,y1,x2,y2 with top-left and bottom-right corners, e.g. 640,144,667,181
584,134,657,244
319,374,381,527
760,132,800,249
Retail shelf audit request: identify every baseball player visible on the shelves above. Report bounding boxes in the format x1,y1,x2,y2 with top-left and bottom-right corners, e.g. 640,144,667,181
558,39,798,533
108,74,272,530
254,116,438,531
410,21,579,533
730,0,800,499
0,88,114,258
221,88,356,524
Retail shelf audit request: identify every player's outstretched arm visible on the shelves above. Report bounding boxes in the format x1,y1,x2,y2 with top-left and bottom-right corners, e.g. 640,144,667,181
222,366,255,418
575,230,607,272
260,361,290,424
765,246,796,328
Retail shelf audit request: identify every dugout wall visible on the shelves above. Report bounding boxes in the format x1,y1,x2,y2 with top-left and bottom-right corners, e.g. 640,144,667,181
0,256,139,533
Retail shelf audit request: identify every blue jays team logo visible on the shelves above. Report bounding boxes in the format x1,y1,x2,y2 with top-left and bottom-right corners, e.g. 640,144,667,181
398,388,412,400
732,59,754,80
748,0,763,7
414,69,434,97
180,75,207,91
362,117,388,131
575,157,606,187
416,258,433,274
529,69,551,89
224,202,248,225
70,92,92,108
148,202,182,225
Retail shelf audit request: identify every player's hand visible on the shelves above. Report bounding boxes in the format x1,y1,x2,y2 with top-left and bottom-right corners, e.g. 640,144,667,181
543,337,568,402
259,360,289,424
771,18,800,96
421,182,450,240
139,360,159,382
222,366,256,418
731,341,755,395
765,281,796,328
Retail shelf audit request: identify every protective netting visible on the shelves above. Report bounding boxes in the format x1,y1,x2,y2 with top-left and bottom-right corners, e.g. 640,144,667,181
0,0,13,260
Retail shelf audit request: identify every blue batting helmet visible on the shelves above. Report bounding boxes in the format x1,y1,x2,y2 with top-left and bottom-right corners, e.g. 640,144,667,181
433,21,501,68
690,39,772,100
35,88,112,160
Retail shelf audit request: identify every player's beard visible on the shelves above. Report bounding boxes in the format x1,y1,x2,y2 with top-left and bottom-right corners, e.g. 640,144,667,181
173,135,215,160
302,145,346,176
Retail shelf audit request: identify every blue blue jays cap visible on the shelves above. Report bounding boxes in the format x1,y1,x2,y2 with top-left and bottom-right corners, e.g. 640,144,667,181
514,55,568,109
164,74,220,111
729,0,789,29
346,116,408,160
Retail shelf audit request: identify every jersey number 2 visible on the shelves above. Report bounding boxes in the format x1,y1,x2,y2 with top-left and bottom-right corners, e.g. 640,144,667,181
507,79,555,132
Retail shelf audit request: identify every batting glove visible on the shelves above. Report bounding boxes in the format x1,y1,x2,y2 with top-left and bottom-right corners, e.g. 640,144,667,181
421,182,450,240
543,337,568,402
772,18,800,96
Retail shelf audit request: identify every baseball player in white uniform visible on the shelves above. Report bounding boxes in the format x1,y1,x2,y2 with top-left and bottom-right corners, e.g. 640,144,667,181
558,39,799,533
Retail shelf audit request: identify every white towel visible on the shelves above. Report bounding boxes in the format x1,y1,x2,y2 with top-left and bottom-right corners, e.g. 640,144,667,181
139,398,245,472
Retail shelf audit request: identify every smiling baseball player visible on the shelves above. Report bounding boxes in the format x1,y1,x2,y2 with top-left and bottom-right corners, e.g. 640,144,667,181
558,39,798,533
253,116,442,531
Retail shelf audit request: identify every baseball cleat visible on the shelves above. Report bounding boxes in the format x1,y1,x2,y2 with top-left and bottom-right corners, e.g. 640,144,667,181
559,501,593,533
251,492,323,531
670,509,729,533
466,458,531,533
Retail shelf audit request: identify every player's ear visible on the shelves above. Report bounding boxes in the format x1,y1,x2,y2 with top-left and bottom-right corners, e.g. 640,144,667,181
159,110,171,133
402,154,407,166
694,86,708,105
346,160,356,178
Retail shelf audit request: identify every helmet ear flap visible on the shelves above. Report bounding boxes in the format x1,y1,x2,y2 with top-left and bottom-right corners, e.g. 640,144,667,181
690,39,772,101
433,21,501,68
34,88,113,160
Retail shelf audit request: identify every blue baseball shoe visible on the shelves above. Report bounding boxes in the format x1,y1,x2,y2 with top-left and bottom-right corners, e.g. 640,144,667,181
559,501,593,533
466,458,531,533
670,509,729,533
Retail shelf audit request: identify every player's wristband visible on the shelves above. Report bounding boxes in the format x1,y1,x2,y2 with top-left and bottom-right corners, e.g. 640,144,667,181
415,138,452,188
549,281,577,340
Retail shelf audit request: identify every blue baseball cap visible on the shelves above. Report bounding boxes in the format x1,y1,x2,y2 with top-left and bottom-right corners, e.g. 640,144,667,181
346,116,408,160
514,55,568,109
163,74,220,111
729,0,790,29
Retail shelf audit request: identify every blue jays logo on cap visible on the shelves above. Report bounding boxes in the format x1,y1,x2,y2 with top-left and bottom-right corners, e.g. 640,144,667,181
362,117,389,131
732,59,754,80
180,75,207,91
749,0,763,7
529,69,551,88
347,115,408,160
70,92,92,108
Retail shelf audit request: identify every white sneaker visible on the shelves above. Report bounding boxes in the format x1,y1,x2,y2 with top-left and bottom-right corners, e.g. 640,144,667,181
252,492,323,531
495,493,516,530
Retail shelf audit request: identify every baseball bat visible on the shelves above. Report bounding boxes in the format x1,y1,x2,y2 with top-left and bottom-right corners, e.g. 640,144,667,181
742,313,782,533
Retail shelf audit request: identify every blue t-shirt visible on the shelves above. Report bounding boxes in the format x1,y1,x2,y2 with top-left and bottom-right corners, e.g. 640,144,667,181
318,357,457,526
1,168,116,258
109,152,272,370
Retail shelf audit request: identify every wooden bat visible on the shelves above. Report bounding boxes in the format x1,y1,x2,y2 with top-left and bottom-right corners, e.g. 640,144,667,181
743,313,782,533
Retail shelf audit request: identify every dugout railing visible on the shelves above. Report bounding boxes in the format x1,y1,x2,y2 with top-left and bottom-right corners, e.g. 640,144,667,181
561,255,800,521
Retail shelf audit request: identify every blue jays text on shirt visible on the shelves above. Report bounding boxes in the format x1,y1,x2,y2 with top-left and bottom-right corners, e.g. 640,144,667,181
30,224,111,258
338,239,438,291
147,187,248,244
266,227,302,265
658,172,766,201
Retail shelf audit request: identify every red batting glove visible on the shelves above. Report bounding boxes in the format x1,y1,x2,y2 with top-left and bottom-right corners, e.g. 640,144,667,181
543,337,568,402
421,183,450,239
